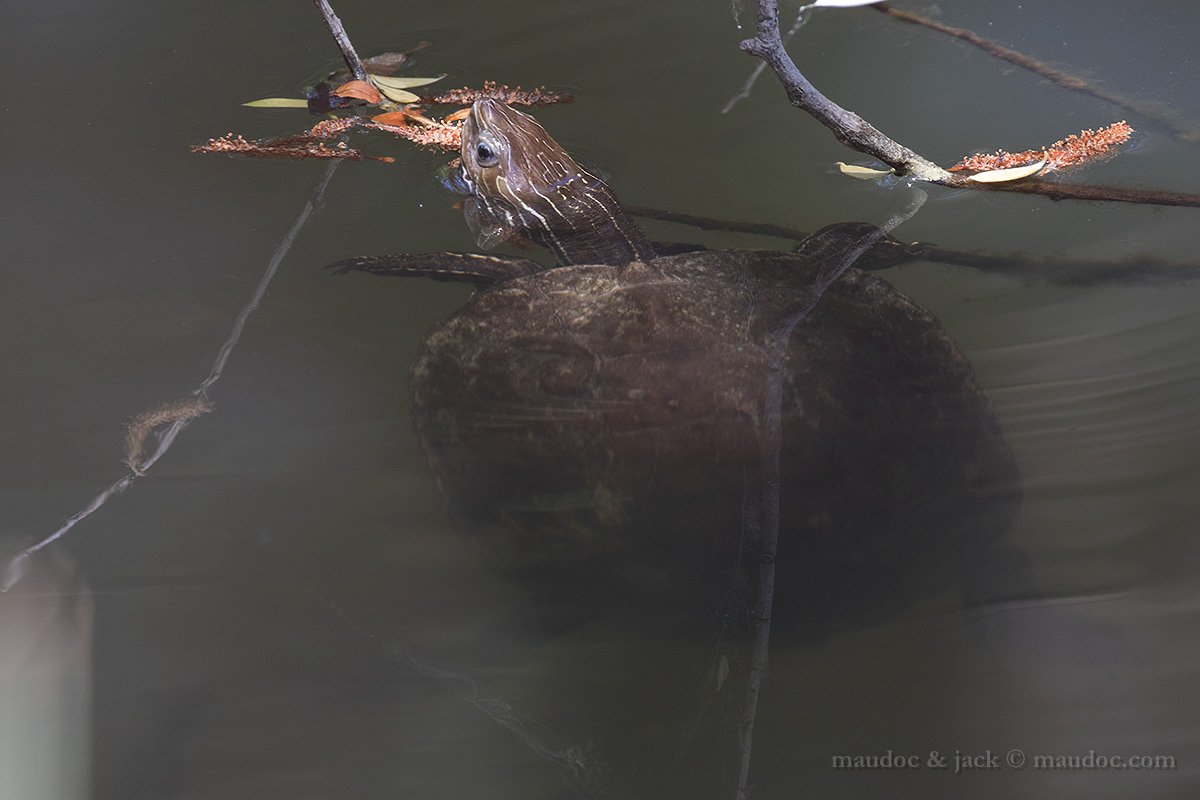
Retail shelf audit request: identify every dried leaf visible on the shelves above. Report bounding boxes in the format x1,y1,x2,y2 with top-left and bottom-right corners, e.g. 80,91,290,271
370,111,411,127
836,161,895,180
332,79,382,104
327,43,430,83
811,0,884,7
399,107,438,126
359,43,428,74
443,107,472,123
967,159,1047,183
375,84,421,104
242,98,311,108
368,73,445,90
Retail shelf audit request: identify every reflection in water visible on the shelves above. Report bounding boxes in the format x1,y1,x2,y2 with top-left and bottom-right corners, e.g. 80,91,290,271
10,3,1198,796
1,161,341,595
368,221,1025,796
0,540,92,800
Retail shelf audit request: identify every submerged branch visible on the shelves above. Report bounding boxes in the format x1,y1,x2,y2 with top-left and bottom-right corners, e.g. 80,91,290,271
627,204,1200,284
979,180,1200,208
872,3,1200,144
734,200,927,800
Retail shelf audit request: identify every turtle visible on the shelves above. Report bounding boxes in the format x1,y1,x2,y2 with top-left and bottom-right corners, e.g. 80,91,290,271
331,99,1023,639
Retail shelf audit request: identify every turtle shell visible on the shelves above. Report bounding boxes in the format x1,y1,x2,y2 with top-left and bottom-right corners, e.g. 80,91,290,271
409,249,1020,637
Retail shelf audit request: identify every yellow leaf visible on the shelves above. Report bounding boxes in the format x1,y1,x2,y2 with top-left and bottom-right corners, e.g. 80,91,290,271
368,74,446,90
836,161,895,180
375,84,421,104
967,159,1047,183
242,98,310,108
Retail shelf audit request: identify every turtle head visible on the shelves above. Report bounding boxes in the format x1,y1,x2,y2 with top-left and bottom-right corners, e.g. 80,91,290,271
457,99,655,266
460,98,581,203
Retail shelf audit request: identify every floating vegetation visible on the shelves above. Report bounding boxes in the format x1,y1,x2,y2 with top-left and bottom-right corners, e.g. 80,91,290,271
364,118,463,151
191,132,391,162
430,81,574,107
950,121,1134,175
124,395,215,474
201,74,570,162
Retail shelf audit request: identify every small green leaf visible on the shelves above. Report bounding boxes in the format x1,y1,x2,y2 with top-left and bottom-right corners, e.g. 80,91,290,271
374,84,421,104
368,74,446,90
242,97,310,108
836,161,895,180
967,159,1047,183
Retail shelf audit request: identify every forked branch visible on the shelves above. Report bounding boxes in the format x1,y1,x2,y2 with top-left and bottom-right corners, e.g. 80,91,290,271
738,0,1200,208
739,0,952,182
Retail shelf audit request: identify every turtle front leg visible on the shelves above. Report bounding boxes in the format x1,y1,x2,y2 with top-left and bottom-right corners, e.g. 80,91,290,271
326,252,544,286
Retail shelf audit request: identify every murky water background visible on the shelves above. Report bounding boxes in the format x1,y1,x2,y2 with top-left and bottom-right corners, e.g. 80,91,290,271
2,1,1199,798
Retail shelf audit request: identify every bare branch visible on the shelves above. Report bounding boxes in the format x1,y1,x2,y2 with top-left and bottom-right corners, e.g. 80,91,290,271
627,205,1200,283
313,0,369,81
739,0,953,182
738,1,1200,210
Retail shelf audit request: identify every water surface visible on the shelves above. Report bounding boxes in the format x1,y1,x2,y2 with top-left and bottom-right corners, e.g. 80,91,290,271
2,1,1198,798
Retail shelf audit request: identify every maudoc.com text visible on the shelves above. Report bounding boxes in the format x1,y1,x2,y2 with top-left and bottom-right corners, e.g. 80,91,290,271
830,749,1177,774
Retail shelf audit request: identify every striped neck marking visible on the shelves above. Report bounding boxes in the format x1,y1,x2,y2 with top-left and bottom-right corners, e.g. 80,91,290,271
460,99,656,266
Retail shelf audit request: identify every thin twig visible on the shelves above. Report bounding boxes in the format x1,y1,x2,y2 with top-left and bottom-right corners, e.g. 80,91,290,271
1,161,341,593
326,602,606,794
721,3,810,114
873,3,1200,143
734,194,928,800
313,0,369,81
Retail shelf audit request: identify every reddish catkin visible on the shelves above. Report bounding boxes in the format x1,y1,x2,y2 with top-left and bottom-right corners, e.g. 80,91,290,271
950,121,1134,173
365,121,463,151
431,81,574,106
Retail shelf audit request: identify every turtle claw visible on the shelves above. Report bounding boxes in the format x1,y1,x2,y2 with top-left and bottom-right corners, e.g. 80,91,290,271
323,255,437,277
322,252,544,285
324,257,372,275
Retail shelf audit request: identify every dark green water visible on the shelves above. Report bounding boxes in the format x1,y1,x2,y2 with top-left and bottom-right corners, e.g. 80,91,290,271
2,1,1198,798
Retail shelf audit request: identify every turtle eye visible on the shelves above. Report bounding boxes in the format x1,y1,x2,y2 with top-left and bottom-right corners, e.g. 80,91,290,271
474,133,501,168
475,141,499,167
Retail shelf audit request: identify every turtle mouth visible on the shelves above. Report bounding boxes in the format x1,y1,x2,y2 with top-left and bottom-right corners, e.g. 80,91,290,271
458,164,477,197
439,160,475,197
